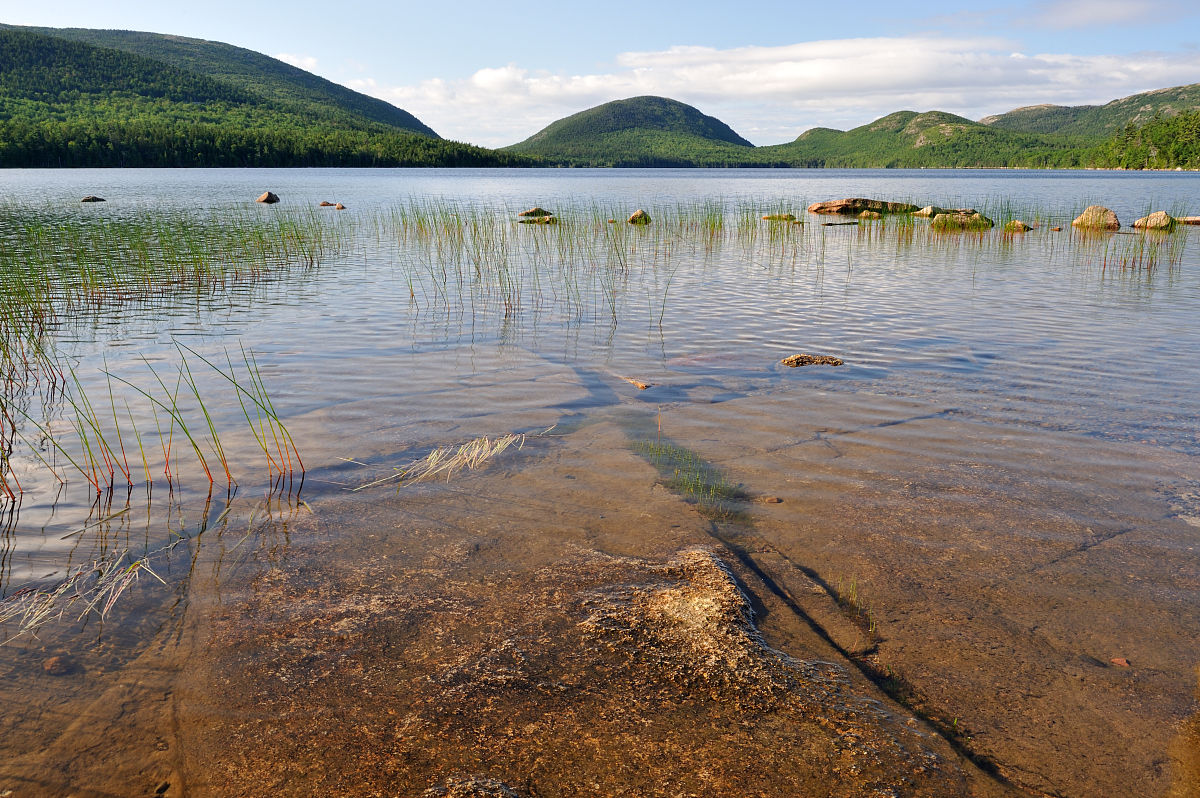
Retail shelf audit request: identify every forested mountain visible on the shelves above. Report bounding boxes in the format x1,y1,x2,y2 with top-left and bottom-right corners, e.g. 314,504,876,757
1,24,438,137
0,26,528,167
759,110,1094,168
505,96,756,166
980,83,1200,138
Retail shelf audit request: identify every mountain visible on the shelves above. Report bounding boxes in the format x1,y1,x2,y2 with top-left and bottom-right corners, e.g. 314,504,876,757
505,96,755,166
0,26,528,167
760,110,1092,168
1,24,438,138
980,83,1200,138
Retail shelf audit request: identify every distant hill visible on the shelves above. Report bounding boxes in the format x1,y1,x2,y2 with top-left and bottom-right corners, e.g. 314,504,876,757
2,24,438,138
506,96,755,166
760,110,1092,168
0,26,527,167
981,83,1200,138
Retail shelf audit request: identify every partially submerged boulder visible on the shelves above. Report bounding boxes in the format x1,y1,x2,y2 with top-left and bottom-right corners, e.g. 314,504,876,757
858,210,883,220
930,211,994,231
1178,216,1200,226
335,203,346,210
1072,205,1119,231
518,207,553,218
1003,220,1033,233
915,205,975,218
781,353,844,367
80,195,105,203
628,209,652,225
762,213,796,221
1133,211,1176,231
807,198,920,215
256,191,280,204
518,215,558,225
319,201,335,207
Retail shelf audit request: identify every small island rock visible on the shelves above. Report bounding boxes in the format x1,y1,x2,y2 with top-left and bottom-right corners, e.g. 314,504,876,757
781,353,844,367
628,209,652,225
80,195,105,203
335,203,346,210
1072,205,1119,231
518,207,553,218
1132,211,1175,231
1003,220,1032,233
807,198,920,215
319,201,335,207
256,191,280,204
931,211,994,231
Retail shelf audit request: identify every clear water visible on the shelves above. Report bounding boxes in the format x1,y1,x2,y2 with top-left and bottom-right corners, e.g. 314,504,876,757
1,168,1198,795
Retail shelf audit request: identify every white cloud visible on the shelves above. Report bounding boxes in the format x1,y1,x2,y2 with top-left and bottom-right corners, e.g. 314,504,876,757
348,37,1200,147
274,52,319,71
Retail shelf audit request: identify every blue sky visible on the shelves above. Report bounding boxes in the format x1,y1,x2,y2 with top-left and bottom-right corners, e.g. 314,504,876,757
4,0,1200,145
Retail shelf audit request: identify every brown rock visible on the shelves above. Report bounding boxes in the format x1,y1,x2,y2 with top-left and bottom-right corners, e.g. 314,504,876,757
518,207,553,218
781,353,844,367
335,203,346,210
858,210,883,220
43,655,75,676
1003,220,1032,233
319,201,335,207
760,496,784,504
1110,657,1131,668
80,195,106,203
1050,226,1063,232
807,198,920,215
1132,211,1175,231
1178,216,1200,225
1072,205,1119,231
518,216,558,225
762,213,796,221
627,209,652,225
256,191,280,204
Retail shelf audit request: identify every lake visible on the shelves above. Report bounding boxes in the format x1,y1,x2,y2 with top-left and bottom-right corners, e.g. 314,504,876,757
1,168,1198,797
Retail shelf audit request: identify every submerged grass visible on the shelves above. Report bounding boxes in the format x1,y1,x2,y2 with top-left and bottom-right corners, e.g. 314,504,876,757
632,438,750,519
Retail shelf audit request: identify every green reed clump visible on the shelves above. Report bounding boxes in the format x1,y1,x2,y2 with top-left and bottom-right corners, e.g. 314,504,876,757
632,439,749,519
0,205,345,332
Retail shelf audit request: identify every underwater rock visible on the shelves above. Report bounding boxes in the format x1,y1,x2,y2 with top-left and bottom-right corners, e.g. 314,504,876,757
1072,205,1120,231
627,209,652,225
1004,220,1033,233
518,215,558,224
1133,211,1175,231
423,776,526,797
858,210,883,220
255,191,280,204
807,198,920,215
42,655,76,676
761,213,796,221
781,353,844,367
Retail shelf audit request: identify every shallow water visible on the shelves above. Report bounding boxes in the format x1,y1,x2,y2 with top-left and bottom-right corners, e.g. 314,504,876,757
0,168,1198,797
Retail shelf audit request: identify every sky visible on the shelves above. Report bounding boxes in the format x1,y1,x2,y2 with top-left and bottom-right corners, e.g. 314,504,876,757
4,0,1200,146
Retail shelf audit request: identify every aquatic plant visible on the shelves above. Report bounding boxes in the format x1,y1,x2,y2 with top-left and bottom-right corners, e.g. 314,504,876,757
632,439,749,519
354,432,527,492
